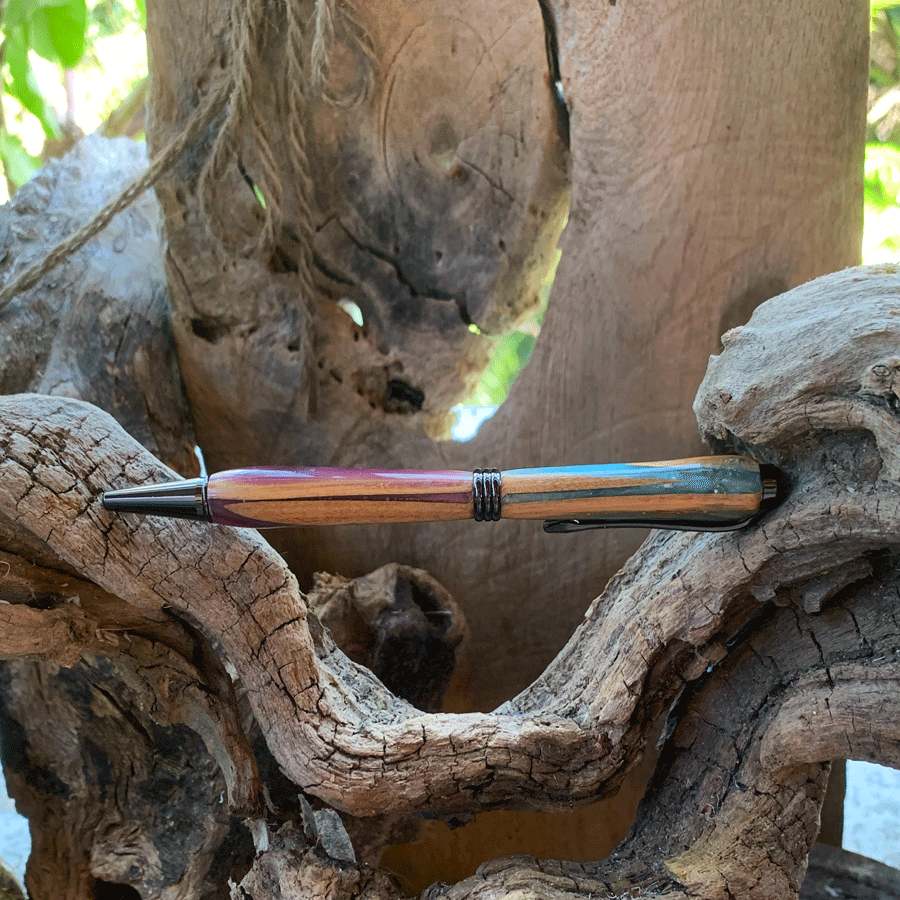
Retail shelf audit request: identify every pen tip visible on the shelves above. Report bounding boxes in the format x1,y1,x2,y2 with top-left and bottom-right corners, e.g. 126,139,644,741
102,477,209,521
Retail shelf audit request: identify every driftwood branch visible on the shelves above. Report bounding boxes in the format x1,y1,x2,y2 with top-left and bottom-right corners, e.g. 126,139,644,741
1,267,900,897
143,0,868,733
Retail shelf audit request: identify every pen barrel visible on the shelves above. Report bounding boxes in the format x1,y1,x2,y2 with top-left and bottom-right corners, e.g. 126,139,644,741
500,456,763,525
206,467,474,527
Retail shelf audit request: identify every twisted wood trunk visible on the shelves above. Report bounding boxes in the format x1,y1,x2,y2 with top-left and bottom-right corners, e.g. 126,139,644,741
0,0,888,897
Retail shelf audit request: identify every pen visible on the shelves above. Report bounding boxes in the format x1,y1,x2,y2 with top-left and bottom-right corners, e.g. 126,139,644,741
101,456,782,533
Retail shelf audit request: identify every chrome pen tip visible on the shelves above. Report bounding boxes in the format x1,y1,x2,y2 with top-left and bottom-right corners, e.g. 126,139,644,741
102,477,209,521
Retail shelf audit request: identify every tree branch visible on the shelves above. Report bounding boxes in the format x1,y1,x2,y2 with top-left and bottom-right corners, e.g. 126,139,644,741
7,263,900,895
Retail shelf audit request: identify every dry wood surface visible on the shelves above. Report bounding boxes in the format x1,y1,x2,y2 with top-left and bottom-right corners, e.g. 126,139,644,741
0,0,894,898
147,0,867,716
2,266,900,896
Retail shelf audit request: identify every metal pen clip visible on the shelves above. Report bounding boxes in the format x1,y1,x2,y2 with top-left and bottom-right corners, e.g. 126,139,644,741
543,468,784,533
542,515,761,534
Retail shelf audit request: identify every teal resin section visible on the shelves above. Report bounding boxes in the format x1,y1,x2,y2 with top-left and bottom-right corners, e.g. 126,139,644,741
503,461,761,517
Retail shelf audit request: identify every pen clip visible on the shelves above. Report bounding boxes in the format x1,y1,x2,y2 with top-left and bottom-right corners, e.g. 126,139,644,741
542,515,760,534
543,464,786,534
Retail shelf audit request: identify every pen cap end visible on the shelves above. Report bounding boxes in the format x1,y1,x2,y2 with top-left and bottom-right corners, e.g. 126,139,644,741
758,464,789,511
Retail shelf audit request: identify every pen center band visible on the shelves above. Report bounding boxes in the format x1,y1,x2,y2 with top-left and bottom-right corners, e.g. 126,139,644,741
473,469,501,521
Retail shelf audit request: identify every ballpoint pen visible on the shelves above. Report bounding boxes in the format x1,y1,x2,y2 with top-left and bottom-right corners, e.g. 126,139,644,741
101,456,783,533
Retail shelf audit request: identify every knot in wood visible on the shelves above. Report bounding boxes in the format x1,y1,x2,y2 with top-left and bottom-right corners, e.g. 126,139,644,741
860,357,900,401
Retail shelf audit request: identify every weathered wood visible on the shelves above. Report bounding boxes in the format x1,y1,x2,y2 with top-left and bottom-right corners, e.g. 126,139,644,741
307,564,467,714
0,0,884,893
0,470,465,894
2,266,900,897
0,866,24,900
148,0,567,467
0,657,235,899
0,132,465,895
801,844,900,900
140,0,869,718
0,134,196,476
232,825,402,900
144,0,867,870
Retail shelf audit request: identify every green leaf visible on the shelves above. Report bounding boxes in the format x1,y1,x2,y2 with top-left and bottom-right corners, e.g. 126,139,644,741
3,26,61,138
865,142,900,195
0,129,39,188
31,0,88,68
865,141,900,260
468,331,537,406
88,0,145,36
2,0,40,29
863,204,900,259
871,60,897,89
134,0,145,26
886,7,900,48
27,10,60,61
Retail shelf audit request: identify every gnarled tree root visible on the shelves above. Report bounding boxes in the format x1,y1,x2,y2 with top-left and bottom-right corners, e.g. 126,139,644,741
2,266,900,897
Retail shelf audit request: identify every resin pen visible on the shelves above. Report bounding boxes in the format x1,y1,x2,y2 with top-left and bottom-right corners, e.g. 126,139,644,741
101,456,782,533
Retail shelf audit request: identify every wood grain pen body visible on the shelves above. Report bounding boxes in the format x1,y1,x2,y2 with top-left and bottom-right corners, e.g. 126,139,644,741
206,468,474,527
501,456,763,525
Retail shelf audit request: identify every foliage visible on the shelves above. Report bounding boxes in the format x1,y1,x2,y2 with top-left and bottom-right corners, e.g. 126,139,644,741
864,142,900,259
867,3,900,262
467,328,538,407
463,249,559,409
2,0,86,152
0,0,145,193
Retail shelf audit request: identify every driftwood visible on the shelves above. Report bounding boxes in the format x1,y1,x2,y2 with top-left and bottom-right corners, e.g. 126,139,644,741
2,266,900,896
142,0,867,871
0,0,895,897
145,0,867,722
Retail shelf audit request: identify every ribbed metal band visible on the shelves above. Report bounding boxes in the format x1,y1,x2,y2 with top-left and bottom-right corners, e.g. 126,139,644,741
472,468,501,521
